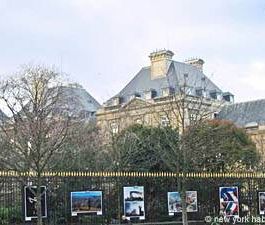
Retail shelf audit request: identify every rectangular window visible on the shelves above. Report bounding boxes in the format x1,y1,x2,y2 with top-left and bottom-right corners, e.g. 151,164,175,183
160,115,170,127
189,109,199,125
196,89,203,97
110,122,119,134
210,91,217,99
190,114,197,123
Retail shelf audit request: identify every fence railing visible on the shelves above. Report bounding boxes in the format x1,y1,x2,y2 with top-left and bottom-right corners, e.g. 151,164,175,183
0,171,264,225
1,171,265,178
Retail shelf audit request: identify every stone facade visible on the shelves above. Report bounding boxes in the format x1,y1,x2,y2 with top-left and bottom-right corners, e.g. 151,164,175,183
246,126,265,162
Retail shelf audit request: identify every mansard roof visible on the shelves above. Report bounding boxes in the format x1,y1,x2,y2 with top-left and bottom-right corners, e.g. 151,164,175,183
56,84,101,120
105,60,225,106
218,99,265,127
61,84,101,113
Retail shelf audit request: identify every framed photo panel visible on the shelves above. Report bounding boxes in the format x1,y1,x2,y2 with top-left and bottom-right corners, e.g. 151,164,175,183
24,186,47,221
71,191,103,216
168,191,197,215
186,191,198,212
168,192,182,214
259,192,265,215
219,186,239,217
124,186,145,220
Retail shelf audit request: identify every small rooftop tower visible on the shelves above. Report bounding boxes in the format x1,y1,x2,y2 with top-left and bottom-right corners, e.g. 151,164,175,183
149,49,174,80
185,58,204,72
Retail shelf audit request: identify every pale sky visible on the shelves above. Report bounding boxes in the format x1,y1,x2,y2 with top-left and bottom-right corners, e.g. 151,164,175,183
0,0,265,103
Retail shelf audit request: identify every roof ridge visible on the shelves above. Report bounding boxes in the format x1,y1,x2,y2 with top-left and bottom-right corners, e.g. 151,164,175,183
229,98,265,106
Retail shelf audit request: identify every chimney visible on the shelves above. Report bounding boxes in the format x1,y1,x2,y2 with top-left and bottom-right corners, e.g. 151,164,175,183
185,58,204,72
149,49,174,80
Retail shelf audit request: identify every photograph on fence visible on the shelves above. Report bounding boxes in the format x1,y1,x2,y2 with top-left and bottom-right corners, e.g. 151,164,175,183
186,191,198,212
71,191,103,216
124,186,145,220
259,192,265,215
219,186,239,217
24,186,47,221
168,191,197,215
168,192,181,214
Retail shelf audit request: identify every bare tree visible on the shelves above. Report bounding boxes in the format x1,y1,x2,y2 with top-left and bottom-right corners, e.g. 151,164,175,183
53,120,107,171
137,72,226,224
158,72,226,225
0,65,71,225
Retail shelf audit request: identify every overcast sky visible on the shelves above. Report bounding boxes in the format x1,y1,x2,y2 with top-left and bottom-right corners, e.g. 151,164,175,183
0,0,264,103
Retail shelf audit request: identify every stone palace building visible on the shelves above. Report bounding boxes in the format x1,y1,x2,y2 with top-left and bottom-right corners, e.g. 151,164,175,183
96,49,234,135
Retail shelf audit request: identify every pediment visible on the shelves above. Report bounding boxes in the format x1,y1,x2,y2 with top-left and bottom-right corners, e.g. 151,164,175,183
122,97,151,109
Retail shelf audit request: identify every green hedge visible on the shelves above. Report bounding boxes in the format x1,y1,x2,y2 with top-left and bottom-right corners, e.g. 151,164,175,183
0,207,22,225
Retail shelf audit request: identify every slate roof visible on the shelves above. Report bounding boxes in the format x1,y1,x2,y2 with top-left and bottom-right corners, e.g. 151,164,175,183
62,85,100,112
0,85,100,121
60,84,101,119
106,60,224,105
218,99,265,127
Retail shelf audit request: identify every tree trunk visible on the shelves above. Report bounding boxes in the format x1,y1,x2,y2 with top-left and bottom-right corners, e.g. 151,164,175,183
177,176,188,225
181,181,188,225
36,174,43,225
117,177,121,225
180,128,188,225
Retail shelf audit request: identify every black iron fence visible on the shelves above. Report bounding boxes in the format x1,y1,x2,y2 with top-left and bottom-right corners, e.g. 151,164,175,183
0,171,265,225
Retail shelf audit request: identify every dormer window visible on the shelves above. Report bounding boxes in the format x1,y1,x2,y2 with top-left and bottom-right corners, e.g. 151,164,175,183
195,88,206,97
112,97,122,106
162,87,175,97
210,90,222,100
144,89,157,100
129,92,141,101
210,91,217,99
222,92,234,103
